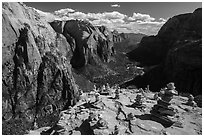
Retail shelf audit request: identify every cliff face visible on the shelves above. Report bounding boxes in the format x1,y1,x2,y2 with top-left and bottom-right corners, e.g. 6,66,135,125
2,2,79,122
2,2,117,124
125,8,202,96
49,20,115,69
48,20,116,92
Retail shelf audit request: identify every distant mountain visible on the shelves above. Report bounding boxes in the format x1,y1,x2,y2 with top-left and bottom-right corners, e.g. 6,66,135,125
114,33,147,53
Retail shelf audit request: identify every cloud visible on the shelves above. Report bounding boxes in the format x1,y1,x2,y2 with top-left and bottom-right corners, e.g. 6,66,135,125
86,13,101,20
111,19,125,24
102,11,126,20
114,18,166,35
68,11,87,19
91,19,112,26
111,4,120,8
127,17,135,21
53,9,167,35
130,13,155,22
159,18,167,22
54,8,75,15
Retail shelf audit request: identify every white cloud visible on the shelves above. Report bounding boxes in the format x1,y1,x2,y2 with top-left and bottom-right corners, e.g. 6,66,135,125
111,4,120,8
102,11,127,20
159,18,167,22
115,20,165,35
91,19,112,25
127,17,135,21
111,19,125,24
52,8,167,35
86,13,101,20
54,8,75,15
137,20,164,25
68,11,87,19
131,13,155,22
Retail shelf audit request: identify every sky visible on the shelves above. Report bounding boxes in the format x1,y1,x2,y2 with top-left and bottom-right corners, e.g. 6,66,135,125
24,2,202,35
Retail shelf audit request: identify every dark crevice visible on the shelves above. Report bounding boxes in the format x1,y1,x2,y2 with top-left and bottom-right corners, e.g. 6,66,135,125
35,51,78,124
11,27,30,117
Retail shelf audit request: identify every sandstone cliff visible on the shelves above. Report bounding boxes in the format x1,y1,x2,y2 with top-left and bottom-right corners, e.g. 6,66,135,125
2,2,118,129
125,8,202,96
2,2,78,125
48,21,116,92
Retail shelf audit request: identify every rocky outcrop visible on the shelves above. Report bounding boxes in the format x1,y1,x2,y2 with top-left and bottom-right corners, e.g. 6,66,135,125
48,20,116,89
2,2,79,125
112,30,123,43
125,8,202,96
49,20,115,69
48,20,118,92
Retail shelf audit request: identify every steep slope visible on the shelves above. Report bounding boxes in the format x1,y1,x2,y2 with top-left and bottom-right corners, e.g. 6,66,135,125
2,2,79,133
49,20,114,69
48,20,116,91
2,2,119,134
125,8,202,96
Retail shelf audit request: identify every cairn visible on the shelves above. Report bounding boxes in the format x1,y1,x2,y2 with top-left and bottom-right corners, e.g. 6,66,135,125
106,83,110,93
93,85,97,92
115,86,120,99
150,82,178,127
145,85,150,93
88,111,98,123
100,84,109,95
131,94,146,110
95,92,100,102
186,94,197,107
95,114,108,129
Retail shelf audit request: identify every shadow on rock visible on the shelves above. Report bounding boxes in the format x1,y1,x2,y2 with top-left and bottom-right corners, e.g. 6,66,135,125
75,119,94,135
107,97,116,100
81,102,101,109
135,114,172,128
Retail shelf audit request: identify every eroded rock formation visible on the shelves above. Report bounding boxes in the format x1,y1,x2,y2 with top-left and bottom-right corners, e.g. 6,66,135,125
2,2,79,123
2,2,118,127
49,20,115,69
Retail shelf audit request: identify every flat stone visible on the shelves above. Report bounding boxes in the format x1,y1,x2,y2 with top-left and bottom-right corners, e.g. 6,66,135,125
150,112,174,127
158,109,175,116
157,99,171,107
155,104,174,110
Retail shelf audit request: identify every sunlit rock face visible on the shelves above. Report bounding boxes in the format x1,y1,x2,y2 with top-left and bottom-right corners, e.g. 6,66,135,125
2,2,79,122
2,2,119,123
48,20,117,92
49,20,115,69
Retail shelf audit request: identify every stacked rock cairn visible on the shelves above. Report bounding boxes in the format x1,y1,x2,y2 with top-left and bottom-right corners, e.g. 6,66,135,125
150,82,178,127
